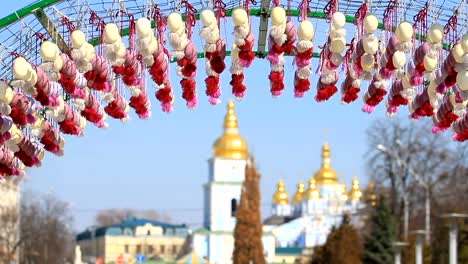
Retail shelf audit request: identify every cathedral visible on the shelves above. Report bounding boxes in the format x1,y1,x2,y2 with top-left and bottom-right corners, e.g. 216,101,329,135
192,100,367,264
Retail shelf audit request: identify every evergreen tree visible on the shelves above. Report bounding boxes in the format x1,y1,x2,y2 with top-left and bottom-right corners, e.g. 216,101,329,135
232,158,266,264
311,215,362,264
362,195,396,264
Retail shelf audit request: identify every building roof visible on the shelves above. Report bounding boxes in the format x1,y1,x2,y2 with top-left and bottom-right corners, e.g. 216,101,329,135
275,247,303,255
263,215,296,226
76,217,187,241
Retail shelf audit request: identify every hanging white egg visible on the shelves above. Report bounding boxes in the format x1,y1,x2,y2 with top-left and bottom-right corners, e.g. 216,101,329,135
363,14,378,33
361,53,374,71
147,38,158,55
428,24,444,44
71,30,86,48
330,37,346,54
40,41,58,62
457,71,468,91
402,75,412,88
167,13,184,32
200,9,216,27
363,37,378,55
452,43,465,64
298,20,314,40
461,34,468,53
84,44,95,61
331,12,346,29
232,8,248,26
396,21,413,42
231,44,239,61
53,55,63,72
104,23,121,44
392,51,406,68
330,53,343,66
423,55,437,72
13,57,29,80
136,18,151,38
271,6,286,26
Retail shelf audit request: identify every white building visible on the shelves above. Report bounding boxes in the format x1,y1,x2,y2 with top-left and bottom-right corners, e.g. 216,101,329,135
0,177,21,262
192,100,368,263
264,142,365,249
193,100,276,264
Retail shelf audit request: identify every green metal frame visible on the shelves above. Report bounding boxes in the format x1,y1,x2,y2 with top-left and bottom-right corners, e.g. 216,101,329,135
0,0,451,62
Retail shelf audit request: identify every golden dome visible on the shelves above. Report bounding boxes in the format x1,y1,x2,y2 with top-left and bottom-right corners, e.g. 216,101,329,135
292,181,305,204
212,100,248,159
340,184,348,201
366,182,377,206
349,177,363,201
313,142,338,185
272,179,289,205
304,178,320,200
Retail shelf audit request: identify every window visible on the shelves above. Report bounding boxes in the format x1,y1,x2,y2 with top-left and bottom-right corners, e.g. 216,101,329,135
136,245,141,253
172,245,177,254
148,245,154,253
160,245,165,254
147,230,151,236
124,245,129,253
231,198,237,217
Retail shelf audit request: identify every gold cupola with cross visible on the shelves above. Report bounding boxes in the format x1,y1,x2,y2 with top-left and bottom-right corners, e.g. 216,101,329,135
313,142,338,185
272,179,289,205
212,100,248,159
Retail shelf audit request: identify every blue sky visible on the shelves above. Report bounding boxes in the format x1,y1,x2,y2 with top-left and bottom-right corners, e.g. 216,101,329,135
1,1,393,231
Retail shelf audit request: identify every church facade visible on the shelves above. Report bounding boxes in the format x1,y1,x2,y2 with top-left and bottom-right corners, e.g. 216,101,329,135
193,100,369,264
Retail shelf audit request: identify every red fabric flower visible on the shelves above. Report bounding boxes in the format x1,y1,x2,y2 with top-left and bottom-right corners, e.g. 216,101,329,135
59,120,80,135
155,87,172,104
180,79,196,102
282,40,295,55
238,50,254,62
341,86,360,103
230,74,246,97
205,76,220,96
104,101,126,120
269,72,285,95
10,107,28,126
436,112,458,130
33,86,50,106
389,94,408,107
210,56,226,74
182,63,197,77
297,49,313,60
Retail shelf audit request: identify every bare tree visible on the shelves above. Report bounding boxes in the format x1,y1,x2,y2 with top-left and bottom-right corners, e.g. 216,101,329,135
95,208,171,226
19,190,74,264
365,118,458,240
0,207,20,263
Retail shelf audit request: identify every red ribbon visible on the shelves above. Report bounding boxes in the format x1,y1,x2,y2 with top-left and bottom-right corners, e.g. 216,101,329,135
298,0,311,21
413,2,428,31
60,17,76,32
323,0,337,22
181,0,197,38
213,0,226,28
89,12,105,44
383,0,398,30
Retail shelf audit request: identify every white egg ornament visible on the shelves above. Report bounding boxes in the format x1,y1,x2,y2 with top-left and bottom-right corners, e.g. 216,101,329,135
167,13,184,32
200,9,216,27
457,71,468,91
331,12,346,29
136,18,151,38
392,51,406,68
396,21,413,42
428,24,444,44
232,8,248,26
271,6,286,26
363,14,378,33
71,30,86,48
40,41,59,62
104,23,121,44
298,20,314,40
